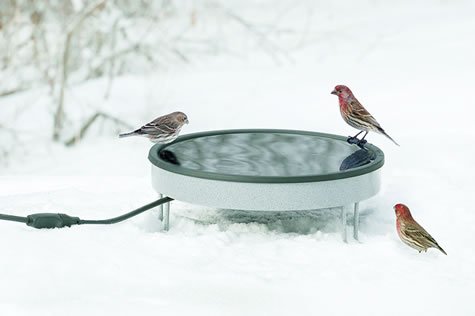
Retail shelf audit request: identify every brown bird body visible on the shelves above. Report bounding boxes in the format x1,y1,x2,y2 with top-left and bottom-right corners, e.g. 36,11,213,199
394,203,447,255
119,111,189,143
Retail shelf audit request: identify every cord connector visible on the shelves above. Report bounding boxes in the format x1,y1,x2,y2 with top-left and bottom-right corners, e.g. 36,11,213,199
26,213,80,229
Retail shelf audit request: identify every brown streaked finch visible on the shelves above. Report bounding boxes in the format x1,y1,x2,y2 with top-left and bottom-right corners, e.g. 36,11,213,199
119,111,189,143
394,203,447,255
331,85,399,147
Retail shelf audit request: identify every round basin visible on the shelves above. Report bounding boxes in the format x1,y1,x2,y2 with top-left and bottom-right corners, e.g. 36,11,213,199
148,129,384,211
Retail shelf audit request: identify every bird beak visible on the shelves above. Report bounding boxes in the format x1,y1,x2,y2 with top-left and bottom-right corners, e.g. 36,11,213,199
185,119,189,124
331,89,337,95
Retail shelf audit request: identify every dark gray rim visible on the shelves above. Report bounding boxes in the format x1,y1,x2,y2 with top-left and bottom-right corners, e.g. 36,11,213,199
148,129,384,183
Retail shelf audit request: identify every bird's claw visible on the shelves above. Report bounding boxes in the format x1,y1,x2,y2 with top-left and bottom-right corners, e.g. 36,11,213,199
347,136,359,145
356,139,367,149
347,136,367,149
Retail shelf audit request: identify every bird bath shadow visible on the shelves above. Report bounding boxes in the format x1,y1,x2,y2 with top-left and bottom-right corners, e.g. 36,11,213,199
173,208,365,235
216,209,341,234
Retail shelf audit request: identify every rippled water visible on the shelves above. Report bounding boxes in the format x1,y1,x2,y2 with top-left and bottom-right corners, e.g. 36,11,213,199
161,132,370,177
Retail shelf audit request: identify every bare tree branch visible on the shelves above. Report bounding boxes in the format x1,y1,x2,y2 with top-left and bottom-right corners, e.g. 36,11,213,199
53,0,108,141
0,87,30,98
223,8,294,65
64,111,133,147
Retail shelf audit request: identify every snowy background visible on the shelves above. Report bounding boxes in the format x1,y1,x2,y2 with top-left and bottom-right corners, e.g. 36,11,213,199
1,0,475,315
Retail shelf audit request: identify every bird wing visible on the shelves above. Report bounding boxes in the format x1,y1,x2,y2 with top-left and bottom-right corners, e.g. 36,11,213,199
348,99,382,129
141,115,180,135
403,222,440,248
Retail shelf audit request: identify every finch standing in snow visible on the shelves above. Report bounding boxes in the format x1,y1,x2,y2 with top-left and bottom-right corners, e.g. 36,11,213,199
331,85,399,147
394,203,447,255
119,111,189,143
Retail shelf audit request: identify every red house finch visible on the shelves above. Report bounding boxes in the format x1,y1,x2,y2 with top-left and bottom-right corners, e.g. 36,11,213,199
394,203,447,255
119,111,189,143
331,85,399,147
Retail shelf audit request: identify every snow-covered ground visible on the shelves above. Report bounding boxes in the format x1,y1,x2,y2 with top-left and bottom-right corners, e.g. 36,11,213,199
1,1,475,315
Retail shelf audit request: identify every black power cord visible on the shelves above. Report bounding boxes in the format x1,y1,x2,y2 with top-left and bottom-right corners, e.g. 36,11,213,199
0,196,174,229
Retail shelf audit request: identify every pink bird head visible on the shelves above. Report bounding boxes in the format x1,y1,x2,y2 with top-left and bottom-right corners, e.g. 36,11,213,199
394,203,413,220
331,85,354,99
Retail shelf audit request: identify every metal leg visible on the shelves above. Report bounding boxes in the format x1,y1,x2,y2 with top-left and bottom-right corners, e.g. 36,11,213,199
163,201,170,231
360,131,368,141
158,193,163,221
353,202,360,241
341,206,347,243
352,131,364,139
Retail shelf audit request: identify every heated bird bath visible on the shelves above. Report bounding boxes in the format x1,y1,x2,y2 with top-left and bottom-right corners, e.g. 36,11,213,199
149,129,384,240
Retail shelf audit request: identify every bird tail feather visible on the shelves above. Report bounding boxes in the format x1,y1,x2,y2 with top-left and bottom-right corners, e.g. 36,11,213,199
436,244,447,255
119,131,139,138
378,127,400,146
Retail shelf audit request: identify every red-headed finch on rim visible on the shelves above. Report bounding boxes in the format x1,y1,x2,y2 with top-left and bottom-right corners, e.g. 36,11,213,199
119,111,189,143
331,85,399,147
394,203,447,255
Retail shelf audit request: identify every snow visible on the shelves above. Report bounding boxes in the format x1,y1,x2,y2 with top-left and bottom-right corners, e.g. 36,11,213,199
1,1,475,315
